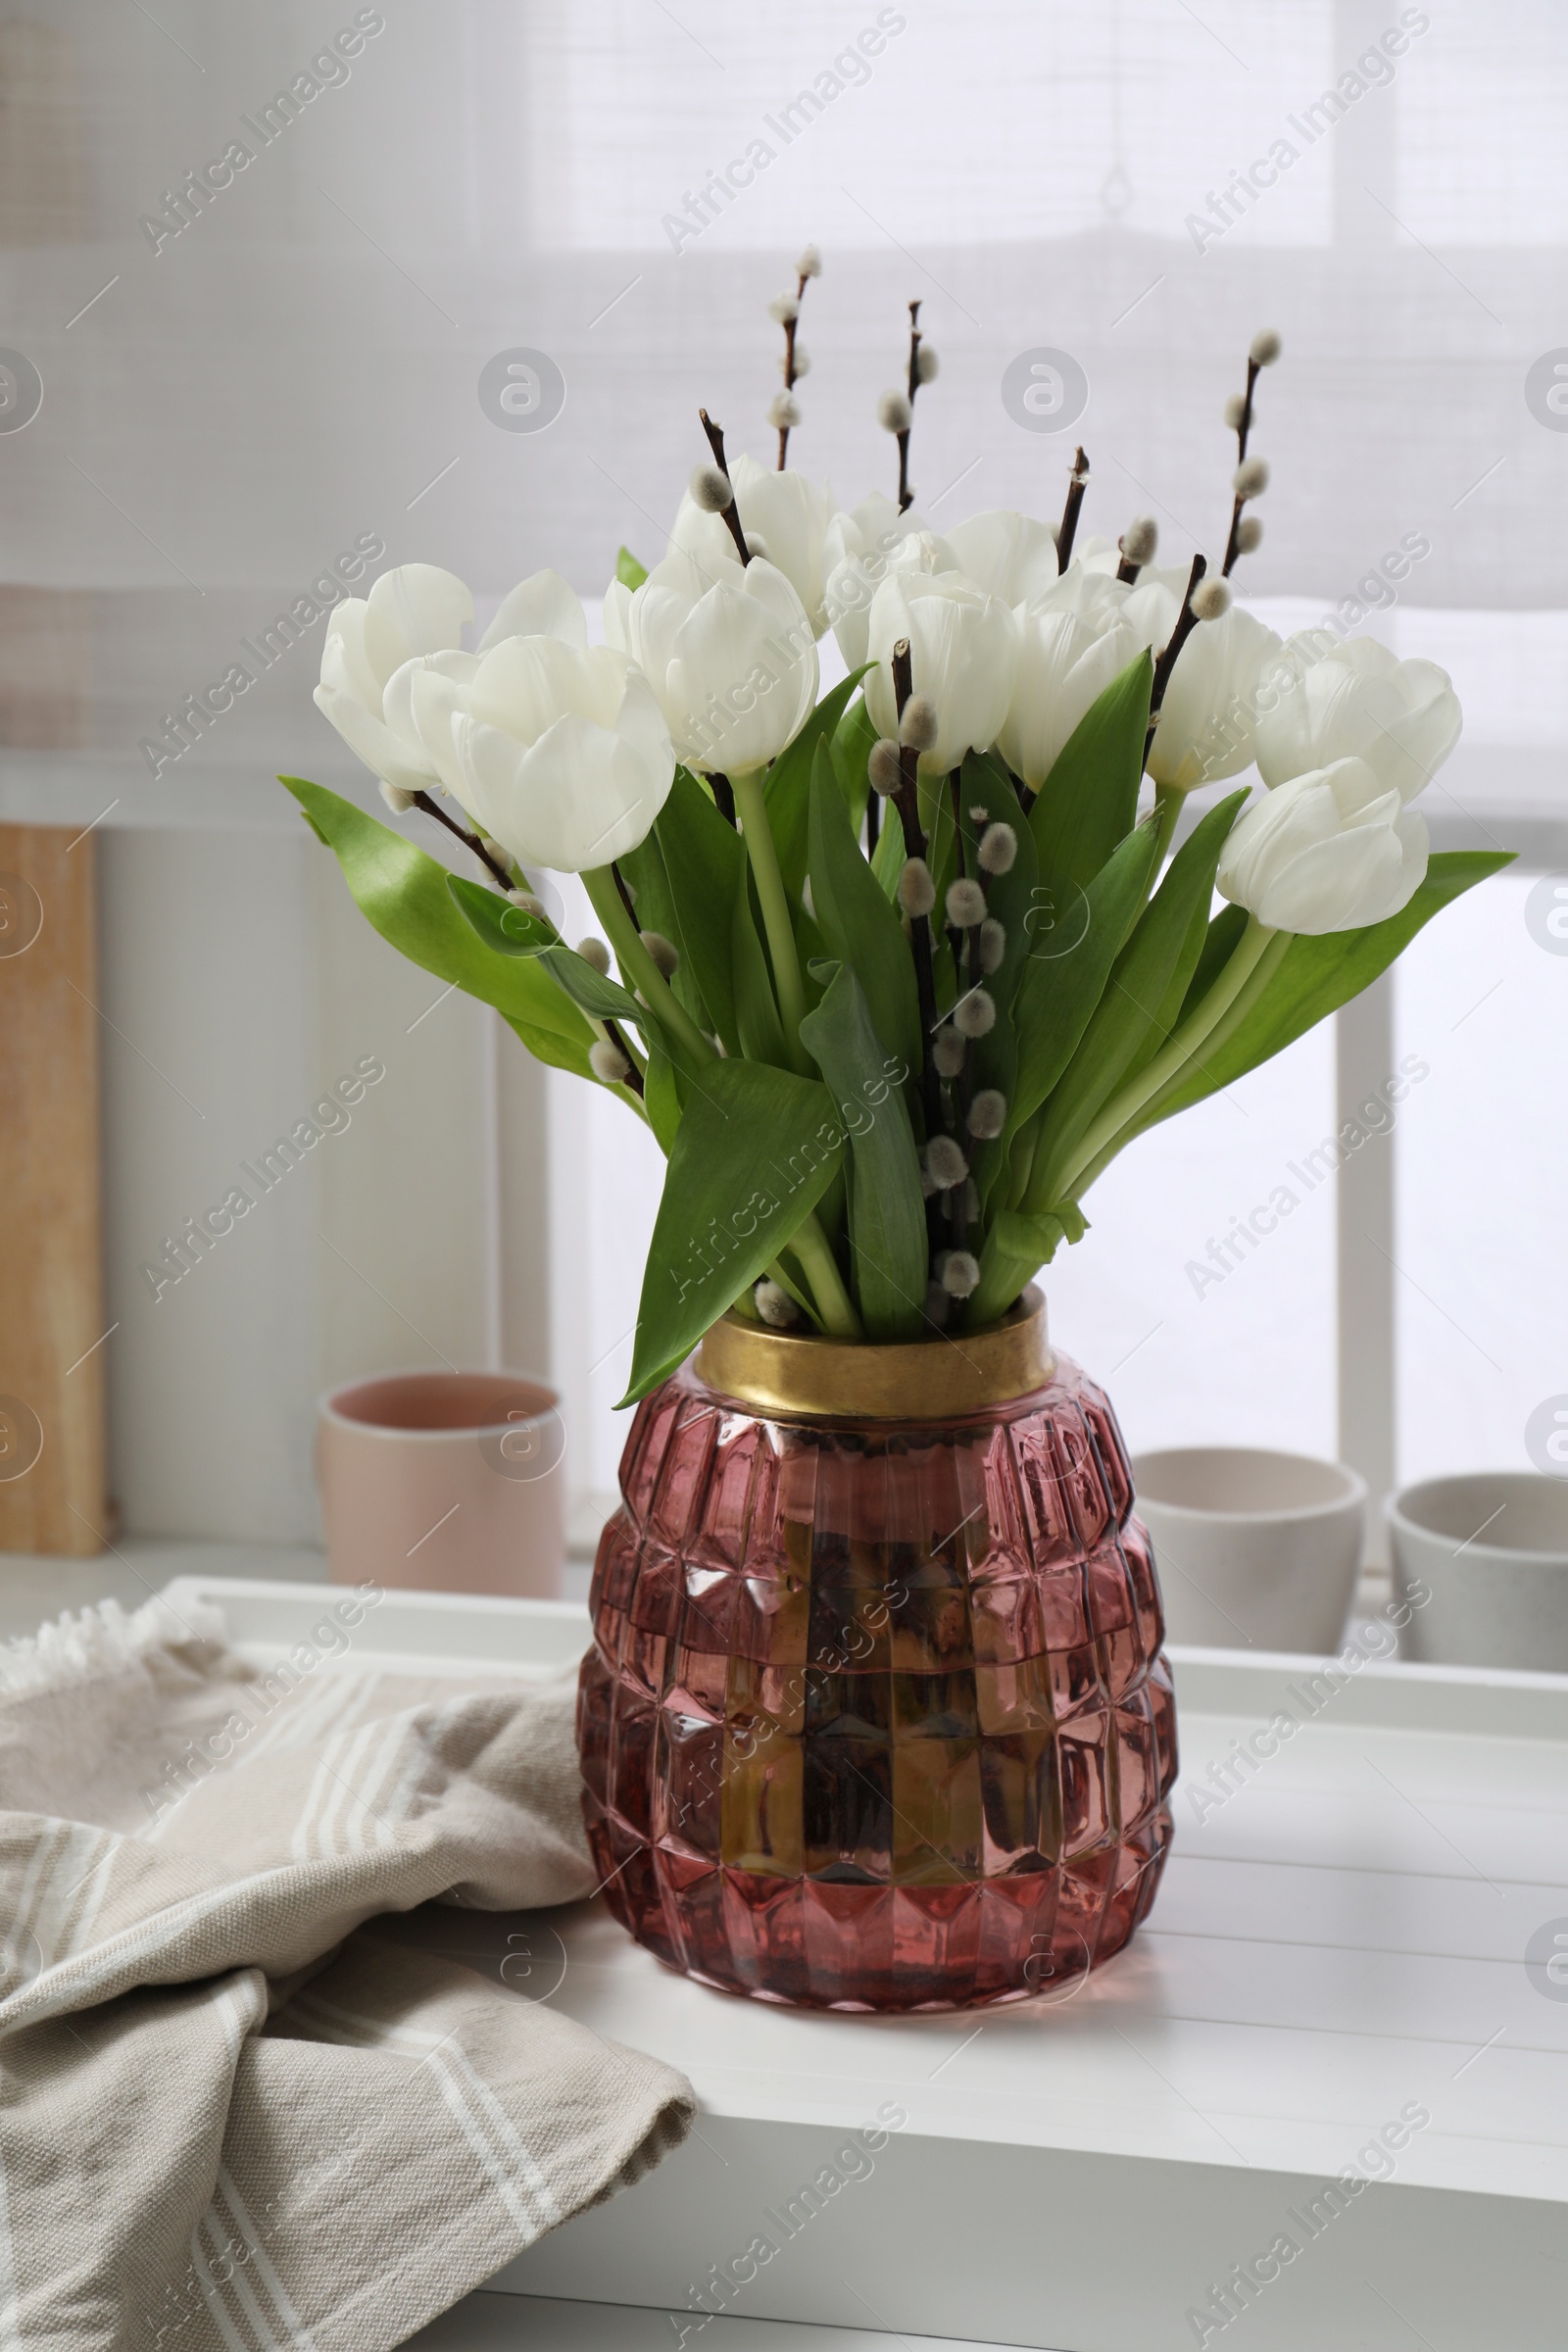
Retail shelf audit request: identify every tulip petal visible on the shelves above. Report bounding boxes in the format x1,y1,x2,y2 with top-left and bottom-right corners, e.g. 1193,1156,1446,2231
314,680,436,795
456,710,669,873
363,564,474,685
318,600,383,714
478,569,588,654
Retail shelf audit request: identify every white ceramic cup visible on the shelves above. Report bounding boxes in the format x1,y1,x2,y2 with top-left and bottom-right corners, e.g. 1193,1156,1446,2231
1388,1472,1568,1671
1130,1446,1367,1652
316,1368,565,1597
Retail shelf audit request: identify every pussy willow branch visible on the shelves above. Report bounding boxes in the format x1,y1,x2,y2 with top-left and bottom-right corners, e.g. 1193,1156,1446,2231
1144,554,1207,770
1222,352,1263,576
897,297,922,513
698,409,752,564
890,638,943,1142
411,790,513,892
1055,446,1090,571
777,265,808,469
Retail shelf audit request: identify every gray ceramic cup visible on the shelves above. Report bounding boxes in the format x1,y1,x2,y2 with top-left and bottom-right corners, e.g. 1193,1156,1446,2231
1131,1446,1367,1652
1388,1472,1568,1671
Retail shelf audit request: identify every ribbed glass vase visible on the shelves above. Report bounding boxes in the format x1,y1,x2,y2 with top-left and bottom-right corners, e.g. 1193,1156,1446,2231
577,1295,1176,2011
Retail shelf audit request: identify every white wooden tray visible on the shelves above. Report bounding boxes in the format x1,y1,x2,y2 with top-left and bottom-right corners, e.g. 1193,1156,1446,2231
163,1576,1568,2352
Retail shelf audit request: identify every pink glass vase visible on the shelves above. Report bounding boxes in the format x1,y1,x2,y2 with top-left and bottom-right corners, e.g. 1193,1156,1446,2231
577,1305,1176,2011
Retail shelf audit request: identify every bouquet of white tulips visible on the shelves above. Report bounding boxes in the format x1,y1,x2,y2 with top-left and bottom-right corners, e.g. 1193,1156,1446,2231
288,261,1507,1405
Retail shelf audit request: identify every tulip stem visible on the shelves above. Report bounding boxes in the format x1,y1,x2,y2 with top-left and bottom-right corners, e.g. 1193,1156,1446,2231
731,767,813,1079
790,1211,862,1340
582,866,715,1073
1052,915,1279,1200
411,790,514,893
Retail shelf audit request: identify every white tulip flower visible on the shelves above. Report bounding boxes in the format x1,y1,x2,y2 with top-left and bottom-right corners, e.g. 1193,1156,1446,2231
667,454,837,636
451,635,675,874
317,564,588,799
998,567,1142,790
1217,757,1429,934
1254,632,1461,803
863,571,1019,775
820,493,952,670
1121,565,1282,790
945,510,1061,608
315,563,473,795
604,549,817,776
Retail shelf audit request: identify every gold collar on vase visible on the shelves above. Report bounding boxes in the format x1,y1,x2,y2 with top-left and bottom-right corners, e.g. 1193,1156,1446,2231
696,1287,1052,1422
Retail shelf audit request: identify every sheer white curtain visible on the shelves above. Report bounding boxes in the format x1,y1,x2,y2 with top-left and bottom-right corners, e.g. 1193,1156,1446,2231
2,0,1562,1540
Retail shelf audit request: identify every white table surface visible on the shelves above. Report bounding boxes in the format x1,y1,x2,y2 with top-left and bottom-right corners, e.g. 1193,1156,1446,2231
162,1575,1568,2351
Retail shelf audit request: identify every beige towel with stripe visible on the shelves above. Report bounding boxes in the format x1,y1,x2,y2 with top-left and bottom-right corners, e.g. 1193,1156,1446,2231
0,1590,693,2350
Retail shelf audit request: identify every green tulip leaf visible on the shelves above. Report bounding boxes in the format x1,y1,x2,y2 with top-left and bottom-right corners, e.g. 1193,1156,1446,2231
643,1042,685,1154
830,689,879,838
1027,651,1153,892
1025,787,1248,1207
624,1059,847,1402
280,776,596,1080
653,764,746,1054
991,1203,1090,1267
807,742,921,1078
799,963,927,1340
1134,850,1516,1132
1006,819,1161,1143
763,666,873,909
616,826,714,1036
616,547,649,590
733,872,791,1070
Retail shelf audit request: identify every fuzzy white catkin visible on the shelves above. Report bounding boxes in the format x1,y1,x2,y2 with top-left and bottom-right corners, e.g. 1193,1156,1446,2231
766,391,803,431
1191,577,1232,621
507,890,547,918
898,858,936,917
1224,391,1248,431
1250,327,1283,367
946,877,986,930
977,821,1017,875
953,987,997,1039
932,1025,965,1079
796,243,822,278
575,936,611,974
1236,514,1263,554
780,345,810,379
689,462,734,513
379,781,416,813
867,739,903,796
899,695,938,752
1121,515,1158,566
640,929,680,978
915,345,939,384
924,1134,969,1190
966,1088,1007,1140
941,1250,981,1298
589,1039,631,1085
1233,455,1270,499
876,388,912,434
979,916,1006,973
754,1279,800,1328
744,532,772,562
768,292,801,324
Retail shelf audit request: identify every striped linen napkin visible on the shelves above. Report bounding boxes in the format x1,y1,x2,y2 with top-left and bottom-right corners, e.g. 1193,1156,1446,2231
0,1587,693,2350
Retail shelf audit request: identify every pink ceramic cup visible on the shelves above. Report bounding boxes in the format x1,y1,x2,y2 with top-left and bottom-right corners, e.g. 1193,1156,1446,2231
316,1369,565,1597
